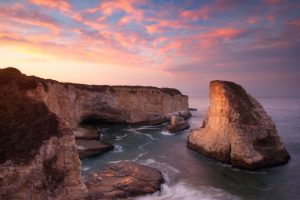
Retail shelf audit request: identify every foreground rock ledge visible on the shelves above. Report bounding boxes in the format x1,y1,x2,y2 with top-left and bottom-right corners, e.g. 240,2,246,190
188,80,290,170
85,162,165,199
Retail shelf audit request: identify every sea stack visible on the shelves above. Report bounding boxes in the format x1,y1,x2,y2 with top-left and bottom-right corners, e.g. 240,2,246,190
188,80,290,169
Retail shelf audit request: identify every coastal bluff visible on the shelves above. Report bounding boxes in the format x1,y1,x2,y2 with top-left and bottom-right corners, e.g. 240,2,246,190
0,67,186,199
26,72,190,129
188,80,290,170
0,68,88,199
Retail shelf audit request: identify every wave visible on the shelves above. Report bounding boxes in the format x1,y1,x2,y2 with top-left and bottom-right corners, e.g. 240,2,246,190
134,182,240,200
138,158,180,183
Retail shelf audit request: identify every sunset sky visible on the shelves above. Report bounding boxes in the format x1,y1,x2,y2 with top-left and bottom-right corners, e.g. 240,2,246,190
1,0,300,97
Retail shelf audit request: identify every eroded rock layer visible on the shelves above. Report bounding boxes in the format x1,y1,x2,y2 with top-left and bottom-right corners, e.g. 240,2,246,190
188,80,290,169
0,68,88,199
41,80,190,128
85,162,165,199
0,67,184,199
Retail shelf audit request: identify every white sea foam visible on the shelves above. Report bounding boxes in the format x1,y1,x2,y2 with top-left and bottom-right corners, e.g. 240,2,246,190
139,159,180,174
126,128,142,134
134,182,240,200
82,167,90,171
161,130,172,136
144,133,155,140
116,133,128,141
138,141,152,150
135,126,160,130
132,152,148,162
113,144,124,153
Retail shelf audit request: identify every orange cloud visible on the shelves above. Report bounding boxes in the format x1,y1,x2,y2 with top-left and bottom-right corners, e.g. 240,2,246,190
28,0,71,12
86,0,144,24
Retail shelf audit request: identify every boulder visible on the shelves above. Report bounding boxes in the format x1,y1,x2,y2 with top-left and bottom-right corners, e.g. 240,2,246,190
188,80,290,169
165,116,190,133
76,139,113,159
85,161,165,199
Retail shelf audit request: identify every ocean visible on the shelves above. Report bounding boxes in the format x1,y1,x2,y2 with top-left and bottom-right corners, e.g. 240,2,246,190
82,97,300,200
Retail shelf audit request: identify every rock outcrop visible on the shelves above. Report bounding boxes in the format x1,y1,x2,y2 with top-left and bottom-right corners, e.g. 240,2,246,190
76,139,114,159
0,67,179,199
40,80,190,129
165,116,190,133
0,68,88,199
188,80,290,169
73,127,114,159
74,127,100,140
85,162,165,199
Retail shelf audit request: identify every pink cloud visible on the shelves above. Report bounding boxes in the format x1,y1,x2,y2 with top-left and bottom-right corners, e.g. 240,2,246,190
181,0,241,21
86,0,144,24
28,0,71,12
0,4,60,34
247,17,259,24
264,0,288,5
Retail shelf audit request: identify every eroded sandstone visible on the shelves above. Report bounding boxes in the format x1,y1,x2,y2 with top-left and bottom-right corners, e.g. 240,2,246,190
0,67,180,199
41,79,190,129
0,68,88,199
85,161,165,199
165,116,190,133
188,80,290,169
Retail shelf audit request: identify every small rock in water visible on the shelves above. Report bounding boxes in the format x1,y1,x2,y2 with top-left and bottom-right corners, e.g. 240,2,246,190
165,116,190,133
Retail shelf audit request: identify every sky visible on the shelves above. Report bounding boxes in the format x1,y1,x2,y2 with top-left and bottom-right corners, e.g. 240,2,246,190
0,0,300,97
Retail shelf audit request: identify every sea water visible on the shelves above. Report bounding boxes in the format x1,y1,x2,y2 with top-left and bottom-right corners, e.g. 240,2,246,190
82,97,300,200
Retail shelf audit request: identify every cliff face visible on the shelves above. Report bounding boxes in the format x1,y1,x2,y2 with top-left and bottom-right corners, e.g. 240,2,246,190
188,80,290,169
0,68,88,199
0,123,88,200
41,81,189,128
0,67,188,198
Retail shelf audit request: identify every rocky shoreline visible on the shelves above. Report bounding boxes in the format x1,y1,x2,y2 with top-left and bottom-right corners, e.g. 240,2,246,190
0,68,174,199
0,67,291,199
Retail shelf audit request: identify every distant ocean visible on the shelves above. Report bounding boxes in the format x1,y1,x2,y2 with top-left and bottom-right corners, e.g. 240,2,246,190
82,97,300,200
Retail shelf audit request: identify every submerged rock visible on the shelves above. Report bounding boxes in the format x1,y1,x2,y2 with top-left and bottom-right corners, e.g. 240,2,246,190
188,80,290,170
165,116,190,133
85,161,165,199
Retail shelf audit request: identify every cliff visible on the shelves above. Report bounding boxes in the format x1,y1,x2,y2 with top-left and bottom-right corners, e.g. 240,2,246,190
21,73,190,129
188,80,290,169
0,67,188,198
0,68,88,199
